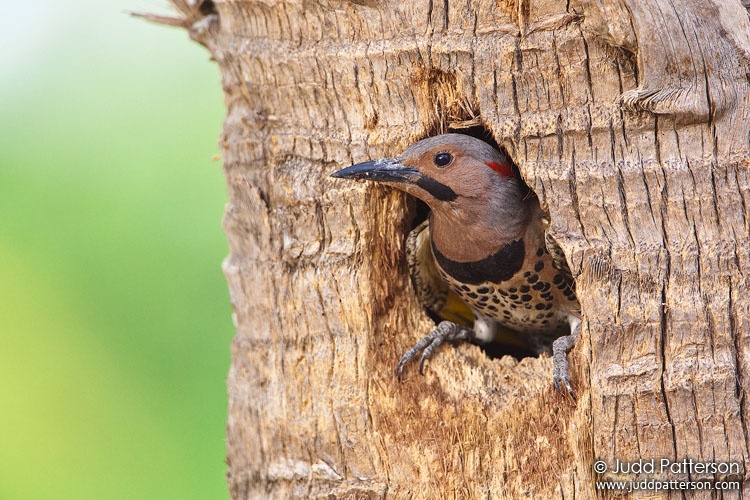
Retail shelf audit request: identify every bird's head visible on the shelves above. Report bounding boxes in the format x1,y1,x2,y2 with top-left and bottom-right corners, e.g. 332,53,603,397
331,134,526,223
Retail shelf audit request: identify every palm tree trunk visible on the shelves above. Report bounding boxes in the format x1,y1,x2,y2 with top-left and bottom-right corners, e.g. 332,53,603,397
159,0,750,497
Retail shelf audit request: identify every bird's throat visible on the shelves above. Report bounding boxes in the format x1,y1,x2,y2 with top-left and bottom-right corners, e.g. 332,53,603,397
428,211,526,263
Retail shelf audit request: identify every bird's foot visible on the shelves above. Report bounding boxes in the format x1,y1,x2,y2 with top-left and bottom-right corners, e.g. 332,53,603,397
552,316,581,400
396,321,475,380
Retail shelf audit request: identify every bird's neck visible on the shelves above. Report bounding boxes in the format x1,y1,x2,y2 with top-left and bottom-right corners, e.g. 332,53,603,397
429,197,534,263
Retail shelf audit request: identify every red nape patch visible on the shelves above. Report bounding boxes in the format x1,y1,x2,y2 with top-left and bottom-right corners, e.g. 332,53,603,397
485,161,515,178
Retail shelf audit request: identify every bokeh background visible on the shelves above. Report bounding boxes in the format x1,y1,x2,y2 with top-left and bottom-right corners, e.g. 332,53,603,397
0,2,232,498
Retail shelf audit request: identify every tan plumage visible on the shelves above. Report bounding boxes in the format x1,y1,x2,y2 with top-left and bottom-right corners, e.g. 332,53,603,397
406,218,543,352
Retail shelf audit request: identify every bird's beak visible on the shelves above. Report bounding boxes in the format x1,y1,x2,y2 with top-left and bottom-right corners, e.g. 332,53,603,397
330,158,420,184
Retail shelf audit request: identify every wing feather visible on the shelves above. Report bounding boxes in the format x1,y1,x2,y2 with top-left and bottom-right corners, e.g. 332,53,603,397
542,213,577,298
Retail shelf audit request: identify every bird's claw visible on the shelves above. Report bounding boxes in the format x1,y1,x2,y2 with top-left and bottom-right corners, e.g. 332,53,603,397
395,321,474,380
417,352,430,375
553,373,576,401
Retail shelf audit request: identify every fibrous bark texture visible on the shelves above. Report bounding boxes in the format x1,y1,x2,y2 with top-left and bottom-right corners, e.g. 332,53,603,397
168,0,750,497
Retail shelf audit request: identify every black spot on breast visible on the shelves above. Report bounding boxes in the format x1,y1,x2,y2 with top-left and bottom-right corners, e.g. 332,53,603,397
432,239,525,285
534,261,544,272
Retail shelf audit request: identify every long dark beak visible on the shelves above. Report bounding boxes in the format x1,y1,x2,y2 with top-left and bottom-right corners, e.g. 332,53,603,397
330,158,420,184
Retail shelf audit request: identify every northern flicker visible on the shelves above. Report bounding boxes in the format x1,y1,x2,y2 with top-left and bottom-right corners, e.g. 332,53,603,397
331,134,581,397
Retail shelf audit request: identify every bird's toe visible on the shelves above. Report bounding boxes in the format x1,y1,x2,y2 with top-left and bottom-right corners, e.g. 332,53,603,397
395,321,474,379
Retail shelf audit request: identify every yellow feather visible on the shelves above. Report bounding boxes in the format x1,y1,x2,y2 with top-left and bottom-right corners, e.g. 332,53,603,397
435,291,474,326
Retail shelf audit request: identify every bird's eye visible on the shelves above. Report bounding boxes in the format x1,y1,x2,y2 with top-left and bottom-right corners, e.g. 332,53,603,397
433,151,453,168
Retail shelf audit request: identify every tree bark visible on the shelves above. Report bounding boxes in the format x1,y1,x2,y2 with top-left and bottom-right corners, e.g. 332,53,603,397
165,0,750,497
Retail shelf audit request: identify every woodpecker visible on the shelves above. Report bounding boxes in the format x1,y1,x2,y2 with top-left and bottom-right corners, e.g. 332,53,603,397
331,134,581,398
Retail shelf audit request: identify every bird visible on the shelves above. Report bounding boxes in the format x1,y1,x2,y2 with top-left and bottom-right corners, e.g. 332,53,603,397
331,133,581,398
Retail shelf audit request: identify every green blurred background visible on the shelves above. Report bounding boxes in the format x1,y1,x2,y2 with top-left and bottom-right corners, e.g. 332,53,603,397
0,2,232,499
